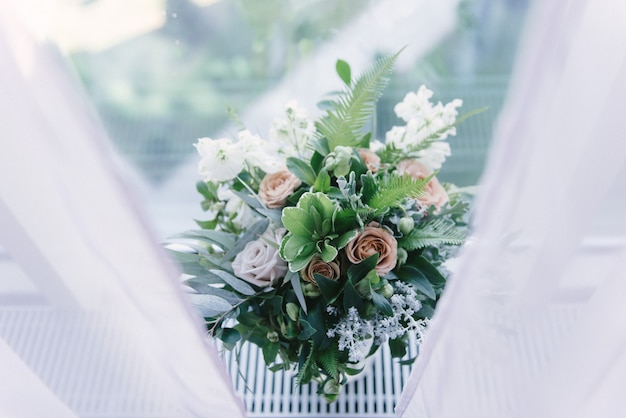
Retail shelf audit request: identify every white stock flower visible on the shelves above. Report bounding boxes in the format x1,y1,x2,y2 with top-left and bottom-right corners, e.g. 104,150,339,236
418,141,451,171
237,130,284,174
269,100,315,158
195,137,245,182
394,85,434,122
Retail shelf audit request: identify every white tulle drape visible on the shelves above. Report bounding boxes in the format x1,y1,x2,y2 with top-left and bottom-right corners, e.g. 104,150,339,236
396,1,626,417
0,1,245,417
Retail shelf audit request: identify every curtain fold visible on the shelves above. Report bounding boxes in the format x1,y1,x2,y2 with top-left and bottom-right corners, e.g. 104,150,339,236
0,1,246,416
397,0,626,416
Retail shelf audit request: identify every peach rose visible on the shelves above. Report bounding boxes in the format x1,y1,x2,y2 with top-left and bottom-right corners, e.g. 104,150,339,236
397,159,449,210
345,222,397,275
258,168,302,208
301,256,341,285
358,148,381,173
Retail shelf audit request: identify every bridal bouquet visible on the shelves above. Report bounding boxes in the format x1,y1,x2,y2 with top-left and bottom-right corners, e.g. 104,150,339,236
167,51,472,401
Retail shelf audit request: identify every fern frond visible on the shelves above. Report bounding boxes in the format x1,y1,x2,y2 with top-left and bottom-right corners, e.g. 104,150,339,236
296,343,316,385
316,50,402,150
317,347,340,380
367,174,430,215
400,219,466,250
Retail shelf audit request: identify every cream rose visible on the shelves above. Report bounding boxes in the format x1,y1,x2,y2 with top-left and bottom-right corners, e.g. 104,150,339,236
345,222,397,275
301,256,341,285
358,148,381,173
258,168,302,208
232,228,288,287
397,159,449,210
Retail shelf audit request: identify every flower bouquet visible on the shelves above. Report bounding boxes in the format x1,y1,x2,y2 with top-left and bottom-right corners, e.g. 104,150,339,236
167,51,472,401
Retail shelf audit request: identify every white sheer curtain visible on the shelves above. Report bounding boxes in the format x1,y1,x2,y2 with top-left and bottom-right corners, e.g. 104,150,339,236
397,0,626,417
0,1,245,417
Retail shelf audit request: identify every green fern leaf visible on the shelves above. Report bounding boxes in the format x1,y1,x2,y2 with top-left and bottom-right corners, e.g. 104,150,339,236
367,174,430,215
296,342,316,385
400,218,466,250
316,50,402,151
317,346,340,380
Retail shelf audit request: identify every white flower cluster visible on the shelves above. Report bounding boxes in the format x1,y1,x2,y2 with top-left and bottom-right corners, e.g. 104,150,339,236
327,283,430,362
385,85,462,171
269,100,316,159
195,130,284,182
326,307,373,363
371,282,428,345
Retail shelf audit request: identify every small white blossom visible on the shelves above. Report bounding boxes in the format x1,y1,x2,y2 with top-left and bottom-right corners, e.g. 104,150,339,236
394,85,434,122
269,100,316,159
217,186,256,228
195,137,246,182
327,307,373,363
237,130,284,173
419,141,451,171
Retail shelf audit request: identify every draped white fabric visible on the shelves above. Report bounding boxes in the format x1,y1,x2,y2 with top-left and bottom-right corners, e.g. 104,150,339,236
396,1,626,417
0,1,245,416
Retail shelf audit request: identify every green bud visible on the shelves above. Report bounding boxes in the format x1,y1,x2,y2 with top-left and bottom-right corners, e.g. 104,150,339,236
303,282,321,298
323,146,353,177
398,216,415,234
366,269,380,285
266,331,279,343
286,302,300,322
355,278,371,297
396,247,408,266
323,378,342,396
380,283,394,299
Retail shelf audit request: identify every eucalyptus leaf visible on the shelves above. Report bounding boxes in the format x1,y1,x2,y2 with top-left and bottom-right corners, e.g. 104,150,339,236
169,229,236,251
183,280,243,304
188,294,232,317
288,271,308,314
209,269,256,296
287,157,317,185
223,218,269,261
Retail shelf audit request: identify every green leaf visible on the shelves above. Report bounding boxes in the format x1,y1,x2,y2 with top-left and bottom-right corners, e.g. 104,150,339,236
287,157,317,185
209,269,256,296
400,219,466,250
188,294,232,317
389,337,407,358
313,170,331,193
262,342,280,365
223,218,269,261
318,346,340,379
316,50,402,150
315,274,343,303
194,218,218,230
410,255,447,286
368,173,430,215
396,265,436,300
288,271,308,314
183,279,243,304
371,290,394,316
311,137,331,156
336,59,351,86
219,327,241,345
169,229,236,251
298,319,317,341
343,280,366,314
231,190,264,209
320,242,338,262
332,229,358,250
282,207,316,236
347,253,379,284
